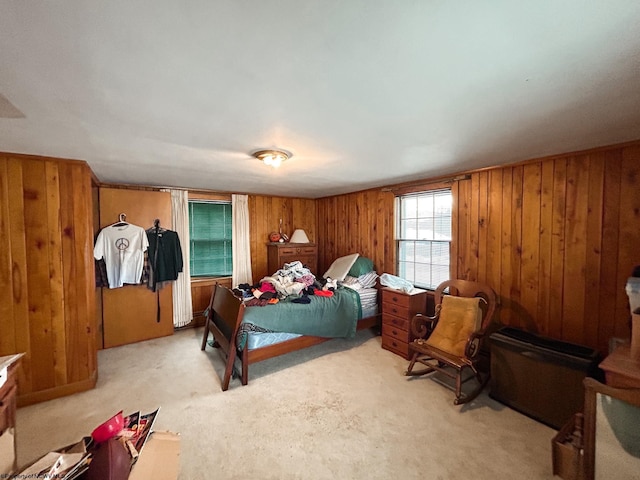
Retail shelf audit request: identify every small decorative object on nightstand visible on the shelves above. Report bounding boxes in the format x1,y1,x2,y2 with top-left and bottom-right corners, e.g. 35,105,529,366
381,287,428,359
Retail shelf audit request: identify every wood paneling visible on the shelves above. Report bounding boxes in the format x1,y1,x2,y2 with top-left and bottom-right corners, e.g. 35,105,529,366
190,277,232,328
98,188,174,348
454,144,640,355
248,195,316,281
316,190,395,278
319,142,640,355
0,153,97,405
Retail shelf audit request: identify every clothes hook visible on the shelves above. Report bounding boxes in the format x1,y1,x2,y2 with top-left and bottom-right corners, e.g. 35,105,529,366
119,213,126,223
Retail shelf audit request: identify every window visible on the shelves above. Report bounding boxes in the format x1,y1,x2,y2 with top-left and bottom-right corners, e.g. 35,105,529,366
189,201,232,277
396,189,452,290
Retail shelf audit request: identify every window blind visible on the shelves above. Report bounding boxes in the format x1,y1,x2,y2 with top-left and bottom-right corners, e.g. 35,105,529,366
396,189,452,289
189,201,232,277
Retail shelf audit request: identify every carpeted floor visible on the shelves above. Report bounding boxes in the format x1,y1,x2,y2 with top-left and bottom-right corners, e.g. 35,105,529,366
16,328,557,479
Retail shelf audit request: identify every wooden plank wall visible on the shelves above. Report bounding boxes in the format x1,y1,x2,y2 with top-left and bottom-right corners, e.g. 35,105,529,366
190,277,232,328
248,194,317,282
453,143,640,354
315,190,396,277
317,142,640,355
0,153,97,405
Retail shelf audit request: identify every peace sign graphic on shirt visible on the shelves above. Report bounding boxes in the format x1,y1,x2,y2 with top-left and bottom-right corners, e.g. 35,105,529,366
115,238,130,250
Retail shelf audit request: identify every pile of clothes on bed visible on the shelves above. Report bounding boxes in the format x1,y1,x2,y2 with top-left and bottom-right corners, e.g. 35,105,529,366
233,254,381,311
234,261,339,306
232,255,381,349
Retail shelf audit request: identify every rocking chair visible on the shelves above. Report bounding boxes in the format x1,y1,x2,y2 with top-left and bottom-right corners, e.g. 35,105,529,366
405,279,498,405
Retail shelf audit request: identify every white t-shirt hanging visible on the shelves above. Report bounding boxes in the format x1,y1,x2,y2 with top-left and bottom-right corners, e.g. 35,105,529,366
94,223,149,288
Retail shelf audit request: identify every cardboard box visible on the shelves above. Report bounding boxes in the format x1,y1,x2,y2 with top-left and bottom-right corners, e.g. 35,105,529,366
15,431,180,479
0,429,15,475
129,431,180,480
630,312,640,358
552,414,584,480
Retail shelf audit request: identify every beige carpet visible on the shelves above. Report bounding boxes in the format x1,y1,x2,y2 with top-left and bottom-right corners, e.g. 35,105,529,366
17,328,557,479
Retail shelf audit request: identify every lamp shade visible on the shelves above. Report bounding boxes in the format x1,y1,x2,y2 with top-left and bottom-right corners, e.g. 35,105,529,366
289,229,310,243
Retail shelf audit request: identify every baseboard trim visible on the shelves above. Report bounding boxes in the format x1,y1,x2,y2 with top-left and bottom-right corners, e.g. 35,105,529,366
17,371,98,407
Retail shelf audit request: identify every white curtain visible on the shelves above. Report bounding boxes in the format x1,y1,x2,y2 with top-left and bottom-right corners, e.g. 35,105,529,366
169,189,193,328
232,194,253,286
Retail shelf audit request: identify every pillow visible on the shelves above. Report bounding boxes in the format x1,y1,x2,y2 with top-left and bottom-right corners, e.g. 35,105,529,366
348,256,374,277
342,275,360,287
425,295,482,357
357,271,378,289
323,253,359,281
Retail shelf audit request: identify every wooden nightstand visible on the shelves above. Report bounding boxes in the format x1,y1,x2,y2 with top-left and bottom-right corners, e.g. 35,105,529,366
599,343,640,388
267,243,318,275
381,287,428,360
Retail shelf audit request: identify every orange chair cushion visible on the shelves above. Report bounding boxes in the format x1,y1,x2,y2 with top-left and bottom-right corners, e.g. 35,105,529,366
425,295,482,357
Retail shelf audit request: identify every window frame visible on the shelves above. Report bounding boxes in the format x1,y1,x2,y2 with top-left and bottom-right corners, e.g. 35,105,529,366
188,199,233,278
395,188,453,290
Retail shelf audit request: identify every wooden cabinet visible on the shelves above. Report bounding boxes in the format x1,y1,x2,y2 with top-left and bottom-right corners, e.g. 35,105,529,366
0,154,97,406
381,287,428,360
267,243,318,276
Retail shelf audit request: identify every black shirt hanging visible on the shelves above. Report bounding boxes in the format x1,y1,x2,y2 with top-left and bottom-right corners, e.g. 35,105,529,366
146,219,184,292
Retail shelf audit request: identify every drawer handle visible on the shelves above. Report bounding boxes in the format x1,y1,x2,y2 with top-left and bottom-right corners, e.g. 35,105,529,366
392,319,400,326
392,330,398,335
391,308,398,314
392,296,398,302
392,341,398,347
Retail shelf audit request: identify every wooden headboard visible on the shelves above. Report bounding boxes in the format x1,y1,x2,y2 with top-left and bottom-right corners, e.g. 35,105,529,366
200,284,245,391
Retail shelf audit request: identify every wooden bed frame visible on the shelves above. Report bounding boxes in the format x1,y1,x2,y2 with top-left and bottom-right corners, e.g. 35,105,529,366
200,283,380,391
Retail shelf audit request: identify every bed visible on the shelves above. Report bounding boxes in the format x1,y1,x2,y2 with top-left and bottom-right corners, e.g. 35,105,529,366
200,255,381,391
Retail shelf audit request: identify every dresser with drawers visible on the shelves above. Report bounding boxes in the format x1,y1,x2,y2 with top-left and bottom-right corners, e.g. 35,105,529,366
381,287,428,360
267,242,318,275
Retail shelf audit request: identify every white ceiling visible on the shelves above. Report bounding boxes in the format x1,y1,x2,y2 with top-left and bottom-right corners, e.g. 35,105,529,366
1,1,640,198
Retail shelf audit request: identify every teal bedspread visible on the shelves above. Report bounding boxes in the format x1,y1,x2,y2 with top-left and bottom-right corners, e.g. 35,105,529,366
239,287,363,349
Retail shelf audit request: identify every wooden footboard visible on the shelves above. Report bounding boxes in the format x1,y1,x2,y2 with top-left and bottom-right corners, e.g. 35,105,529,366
200,283,246,391
202,284,380,390
245,313,380,364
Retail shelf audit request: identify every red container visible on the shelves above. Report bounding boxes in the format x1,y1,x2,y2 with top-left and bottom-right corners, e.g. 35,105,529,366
91,411,124,443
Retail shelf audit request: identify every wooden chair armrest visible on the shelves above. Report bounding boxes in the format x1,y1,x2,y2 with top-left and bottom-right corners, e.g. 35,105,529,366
410,305,441,338
465,328,488,359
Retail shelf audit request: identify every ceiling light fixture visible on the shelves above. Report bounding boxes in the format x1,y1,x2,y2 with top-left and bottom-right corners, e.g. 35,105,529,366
253,149,290,168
